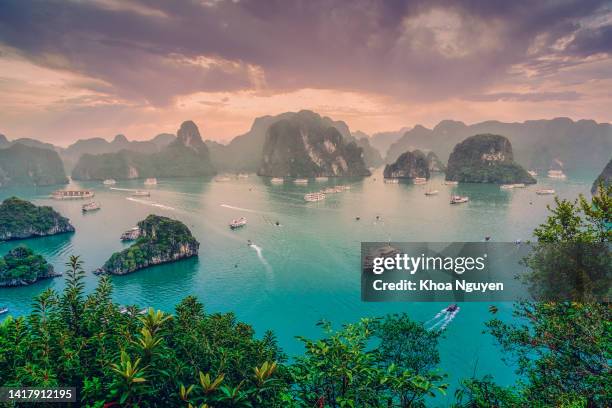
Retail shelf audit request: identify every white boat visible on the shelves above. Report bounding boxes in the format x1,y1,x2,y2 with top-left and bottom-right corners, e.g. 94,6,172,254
425,190,439,196
294,178,309,184
304,192,326,202
0,306,8,315
500,184,515,190
144,178,158,185
547,170,566,179
121,227,141,241
53,190,94,200
414,177,427,185
82,202,101,212
132,190,150,197
513,183,526,188
450,195,469,204
528,170,538,177
315,176,328,182
384,178,399,184
444,181,459,185
323,187,341,194
237,173,249,179
103,179,116,185
215,176,231,182
270,177,284,184
229,217,247,229
536,189,555,195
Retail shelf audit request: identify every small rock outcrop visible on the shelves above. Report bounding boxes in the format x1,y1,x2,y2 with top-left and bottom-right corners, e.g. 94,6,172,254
0,246,60,287
426,151,445,172
0,197,75,241
96,215,199,275
445,134,536,184
592,158,611,195
258,110,370,178
383,150,430,179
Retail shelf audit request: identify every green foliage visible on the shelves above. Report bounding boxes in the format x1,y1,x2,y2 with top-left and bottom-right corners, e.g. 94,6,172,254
0,197,74,241
0,246,55,285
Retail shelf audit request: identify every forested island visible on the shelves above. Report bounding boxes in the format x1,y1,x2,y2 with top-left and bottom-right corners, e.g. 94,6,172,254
96,215,199,275
0,197,75,241
0,246,59,287
383,150,430,179
0,143,68,187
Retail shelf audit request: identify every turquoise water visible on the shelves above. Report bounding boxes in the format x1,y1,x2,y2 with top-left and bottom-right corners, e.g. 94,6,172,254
0,170,596,405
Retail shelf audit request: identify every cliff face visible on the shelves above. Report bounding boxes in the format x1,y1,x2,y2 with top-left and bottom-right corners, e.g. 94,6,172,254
97,215,199,275
355,135,384,168
0,143,68,187
258,111,370,178
445,134,536,184
592,158,611,195
426,151,445,172
0,197,75,241
0,246,60,287
383,150,430,179
71,121,215,180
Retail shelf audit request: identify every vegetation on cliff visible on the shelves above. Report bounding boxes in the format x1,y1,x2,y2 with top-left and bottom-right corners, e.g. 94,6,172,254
97,215,199,275
445,134,536,184
0,197,75,241
258,111,370,178
0,246,59,287
0,143,68,187
383,150,430,179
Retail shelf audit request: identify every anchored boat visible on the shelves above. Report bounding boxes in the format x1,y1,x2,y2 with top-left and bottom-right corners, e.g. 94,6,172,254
450,195,469,204
82,202,101,212
229,217,247,229
294,178,309,184
547,170,566,179
270,177,284,184
384,178,399,184
52,190,94,200
304,192,326,202
144,178,158,185
103,179,116,185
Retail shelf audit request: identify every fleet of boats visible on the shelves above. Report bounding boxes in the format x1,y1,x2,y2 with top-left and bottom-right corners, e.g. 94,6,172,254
52,190,95,200
82,202,101,212
144,178,158,185
229,217,247,229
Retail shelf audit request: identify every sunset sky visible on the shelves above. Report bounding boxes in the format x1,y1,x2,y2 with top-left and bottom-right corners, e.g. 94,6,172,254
0,0,611,146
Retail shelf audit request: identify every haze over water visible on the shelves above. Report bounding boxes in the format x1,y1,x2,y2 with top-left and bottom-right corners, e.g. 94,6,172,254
0,170,596,404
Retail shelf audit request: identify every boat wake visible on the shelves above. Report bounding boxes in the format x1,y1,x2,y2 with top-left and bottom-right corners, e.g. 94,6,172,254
126,197,176,211
110,187,139,192
248,243,273,275
425,305,460,332
221,204,261,214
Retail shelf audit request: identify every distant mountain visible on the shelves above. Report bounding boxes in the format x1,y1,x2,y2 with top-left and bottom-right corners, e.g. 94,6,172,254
445,134,536,184
386,118,612,173
355,137,383,168
71,121,214,180
592,157,611,195
0,143,68,187
258,110,370,178
370,128,410,158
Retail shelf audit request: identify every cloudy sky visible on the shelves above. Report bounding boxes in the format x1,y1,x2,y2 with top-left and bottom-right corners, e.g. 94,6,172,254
0,0,611,145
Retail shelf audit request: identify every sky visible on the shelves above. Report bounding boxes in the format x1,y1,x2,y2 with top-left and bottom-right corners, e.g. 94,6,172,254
0,0,611,146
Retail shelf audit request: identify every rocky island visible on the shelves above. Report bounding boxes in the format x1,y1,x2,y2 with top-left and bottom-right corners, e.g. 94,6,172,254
71,121,215,180
592,158,611,195
0,197,75,241
0,143,68,187
383,150,430,180
445,134,536,184
258,110,370,178
0,246,60,287
96,215,199,275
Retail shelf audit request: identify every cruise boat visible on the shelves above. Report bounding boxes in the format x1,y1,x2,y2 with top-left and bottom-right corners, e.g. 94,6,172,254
103,179,116,185
383,178,399,184
528,170,538,177
547,170,567,179
304,192,326,202
144,178,158,185
52,190,94,200
425,190,439,196
450,195,469,204
536,189,555,195
229,217,247,229
0,306,8,315
500,184,515,190
270,177,284,184
444,181,459,185
132,190,150,197
82,202,101,212
414,177,427,185
315,176,328,182
294,178,309,184
121,227,141,241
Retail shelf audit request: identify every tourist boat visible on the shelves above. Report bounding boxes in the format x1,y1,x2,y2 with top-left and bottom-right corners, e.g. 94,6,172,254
547,170,567,179
82,202,101,212
444,181,459,185
425,190,439,196
144,178,158,185
294,178,309,184
450,195,469,204
513,183,526,188
237,173,249,179
103,179,116,185
315,176,328,182
121,227,141,241
414,177,427,185
500,184,515,190
383,178,399,184
304,192,326,202
52,190,94,200
229,217,247,229
0,306,8,315
323,187,340,194
270,177,284,184
131,190,150,197
528,170,538,177
536,189,555,195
